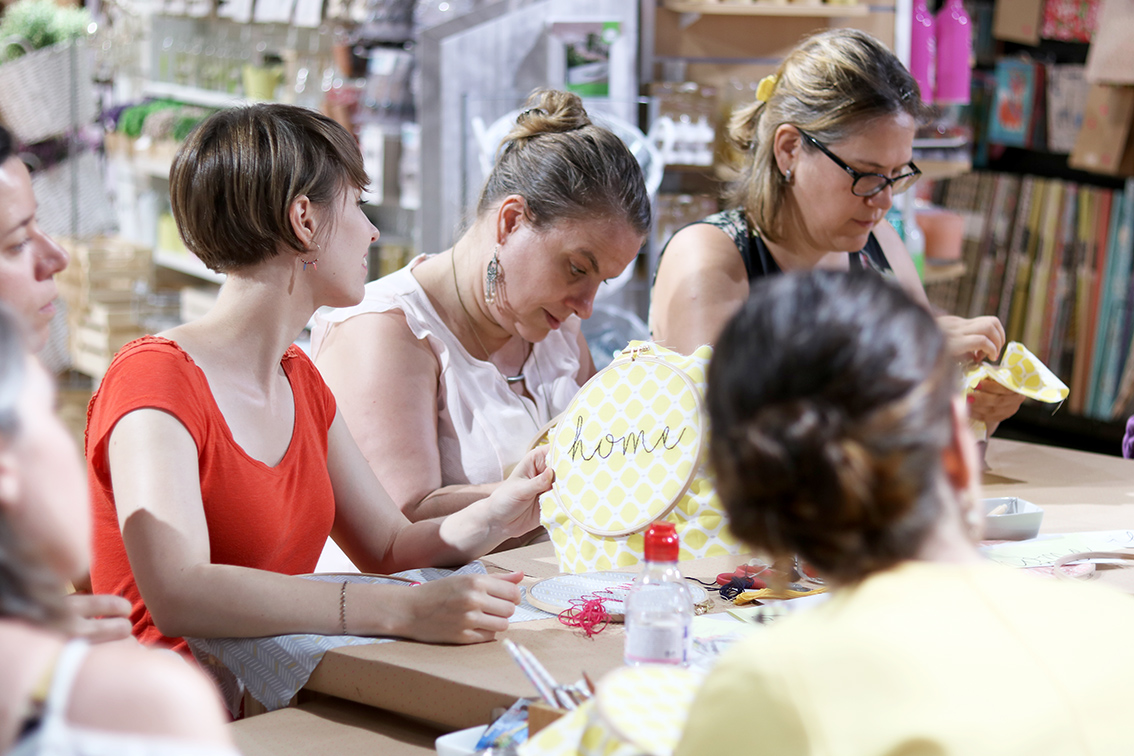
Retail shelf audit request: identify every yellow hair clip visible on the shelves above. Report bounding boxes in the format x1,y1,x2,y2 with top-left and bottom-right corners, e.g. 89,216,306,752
756,74,778,103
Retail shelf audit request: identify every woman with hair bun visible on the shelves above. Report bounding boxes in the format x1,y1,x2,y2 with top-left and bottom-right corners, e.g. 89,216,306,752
312,89,651,522
676,271,1134,755
651,28,1022,435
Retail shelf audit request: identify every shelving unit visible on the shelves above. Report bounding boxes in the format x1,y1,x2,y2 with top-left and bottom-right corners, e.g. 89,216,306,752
918,158,973,180
102,7,423,325
922,261,966,283
919,0,1134,455
153,249,225,284
141,81,250,110
663,0,870,18
642,0,905,277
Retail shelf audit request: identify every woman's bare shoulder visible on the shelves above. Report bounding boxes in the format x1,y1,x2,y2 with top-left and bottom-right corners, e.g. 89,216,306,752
660,222,748,276
68,643,231,744
318,308,437,371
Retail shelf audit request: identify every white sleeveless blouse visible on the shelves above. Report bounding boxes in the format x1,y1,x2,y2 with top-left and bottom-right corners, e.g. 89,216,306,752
310,255,584,485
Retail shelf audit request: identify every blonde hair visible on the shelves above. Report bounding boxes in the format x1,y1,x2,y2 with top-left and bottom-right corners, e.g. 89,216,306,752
477,89,651,235
726,29,932,243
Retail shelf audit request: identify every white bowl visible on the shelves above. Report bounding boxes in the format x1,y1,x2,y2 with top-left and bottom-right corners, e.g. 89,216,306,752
435,725,488,756
981,497,1044,541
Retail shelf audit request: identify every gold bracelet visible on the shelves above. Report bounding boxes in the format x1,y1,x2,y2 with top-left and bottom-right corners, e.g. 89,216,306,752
339,580,348,635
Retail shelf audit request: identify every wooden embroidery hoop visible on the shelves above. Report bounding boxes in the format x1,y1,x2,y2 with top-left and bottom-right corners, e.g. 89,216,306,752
546,346,706,538
1053,551,1134,579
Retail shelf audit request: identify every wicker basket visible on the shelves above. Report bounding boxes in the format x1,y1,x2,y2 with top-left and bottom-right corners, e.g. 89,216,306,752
0,37,97,144
30,151,116,238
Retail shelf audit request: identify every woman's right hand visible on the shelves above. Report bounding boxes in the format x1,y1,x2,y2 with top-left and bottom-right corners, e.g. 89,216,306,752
381,570,524,644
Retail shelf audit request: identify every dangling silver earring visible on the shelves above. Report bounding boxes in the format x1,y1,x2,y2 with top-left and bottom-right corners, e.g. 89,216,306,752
485,245,502,305
782,167,794,185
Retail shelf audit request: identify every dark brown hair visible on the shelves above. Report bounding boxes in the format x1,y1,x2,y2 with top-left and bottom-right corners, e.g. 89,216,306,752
170,103,368,273
0,304,68,627
725,29,933,243
0,125,12,165
707,271,957,583
478,89,651,236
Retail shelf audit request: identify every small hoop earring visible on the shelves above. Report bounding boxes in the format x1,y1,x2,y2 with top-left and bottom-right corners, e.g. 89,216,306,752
300,242,320,272
485,245,502,305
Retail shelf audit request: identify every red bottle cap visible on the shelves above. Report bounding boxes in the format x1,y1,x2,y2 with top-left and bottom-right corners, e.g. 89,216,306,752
644,521,679,562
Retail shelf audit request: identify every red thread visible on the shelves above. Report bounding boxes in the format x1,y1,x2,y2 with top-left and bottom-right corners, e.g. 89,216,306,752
557,584,631,638
558,597,610,637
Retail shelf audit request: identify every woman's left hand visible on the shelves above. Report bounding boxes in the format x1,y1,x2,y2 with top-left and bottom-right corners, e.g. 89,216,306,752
482,447,555,539
64,593,134,644
969,379,1026,437
938,315,1006,363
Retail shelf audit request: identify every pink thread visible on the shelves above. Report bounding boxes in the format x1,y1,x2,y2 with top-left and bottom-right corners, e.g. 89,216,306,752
558,597,610,637
556,584,632,638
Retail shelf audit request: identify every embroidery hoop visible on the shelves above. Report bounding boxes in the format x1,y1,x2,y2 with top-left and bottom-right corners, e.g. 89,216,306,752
546,345,706,538
1053,551,1134,579
527,571,709,622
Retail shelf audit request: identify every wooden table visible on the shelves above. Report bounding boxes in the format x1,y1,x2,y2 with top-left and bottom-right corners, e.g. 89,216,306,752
300,551,747,732
230,696,443,756
984,439,1134,516
233,439,1134,752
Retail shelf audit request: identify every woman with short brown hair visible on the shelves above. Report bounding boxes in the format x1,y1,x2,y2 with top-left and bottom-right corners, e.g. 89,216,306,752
87,104,552,657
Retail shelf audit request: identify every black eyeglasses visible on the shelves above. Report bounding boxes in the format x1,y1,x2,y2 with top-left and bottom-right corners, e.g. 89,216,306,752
797,129,921,198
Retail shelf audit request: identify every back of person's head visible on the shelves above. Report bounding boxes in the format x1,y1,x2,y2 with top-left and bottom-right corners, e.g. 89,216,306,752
0,304,67,627
707,271,958,583
726,29,932,241
170,103,368,273
0,124,12,165
478,89,651,236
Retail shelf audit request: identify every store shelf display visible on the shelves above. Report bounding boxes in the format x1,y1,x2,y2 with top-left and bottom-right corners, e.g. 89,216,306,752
662,0,870,19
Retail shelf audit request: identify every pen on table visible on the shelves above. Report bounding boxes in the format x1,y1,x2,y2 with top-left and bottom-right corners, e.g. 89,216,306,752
502,639,558,707
515,643,576,710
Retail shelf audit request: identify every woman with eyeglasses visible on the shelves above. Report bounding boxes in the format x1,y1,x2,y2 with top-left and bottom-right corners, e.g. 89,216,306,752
650,29,1023,435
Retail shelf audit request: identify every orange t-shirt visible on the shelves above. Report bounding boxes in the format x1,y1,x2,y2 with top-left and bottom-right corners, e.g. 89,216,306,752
87,337,337,656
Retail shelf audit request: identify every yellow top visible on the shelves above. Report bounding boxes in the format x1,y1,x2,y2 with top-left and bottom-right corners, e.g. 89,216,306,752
677,560,1134,756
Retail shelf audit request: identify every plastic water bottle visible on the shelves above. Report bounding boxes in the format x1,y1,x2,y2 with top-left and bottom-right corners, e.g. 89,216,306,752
624,522,693,666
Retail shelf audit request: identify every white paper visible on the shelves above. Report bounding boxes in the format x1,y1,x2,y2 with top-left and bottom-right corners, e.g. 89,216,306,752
254,0,297,23
293,0,324,27
186,0,214,18
217,0,254,23
981,530,1134,568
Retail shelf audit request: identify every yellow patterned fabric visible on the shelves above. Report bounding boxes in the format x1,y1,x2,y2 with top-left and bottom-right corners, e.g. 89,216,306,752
539,342,744,573
963,342,1068,438
519,666,704,756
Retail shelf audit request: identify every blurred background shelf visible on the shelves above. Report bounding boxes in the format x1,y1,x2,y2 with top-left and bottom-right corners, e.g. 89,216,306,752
663,0,870,17
153,249,225,284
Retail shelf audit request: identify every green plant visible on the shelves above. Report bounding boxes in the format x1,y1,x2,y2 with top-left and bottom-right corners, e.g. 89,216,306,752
0,0,91,63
